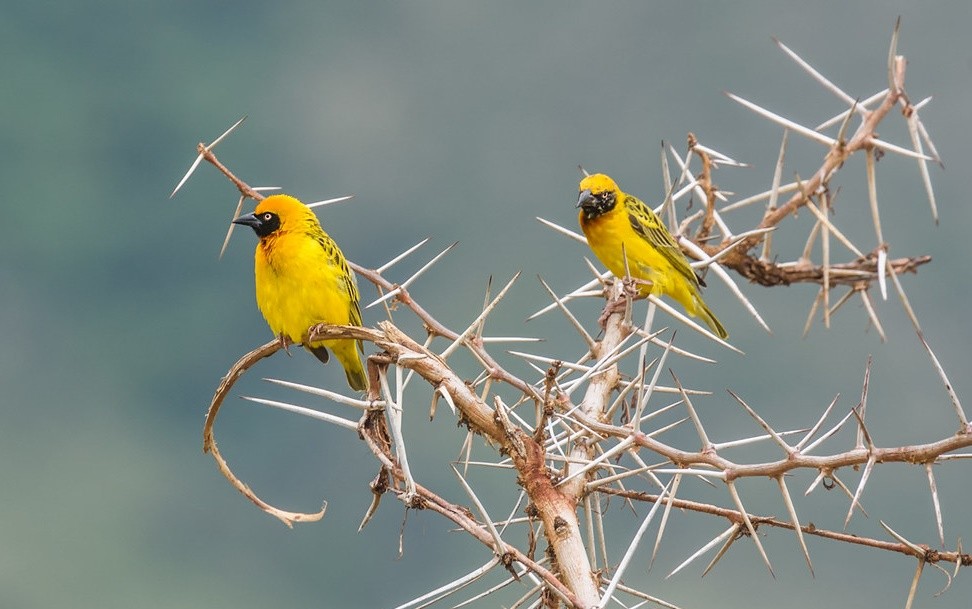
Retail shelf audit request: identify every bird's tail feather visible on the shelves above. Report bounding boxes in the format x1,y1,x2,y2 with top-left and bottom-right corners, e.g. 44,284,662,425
333,340,369,392
344,365,369,392
308,340,369,391
695,297,728,340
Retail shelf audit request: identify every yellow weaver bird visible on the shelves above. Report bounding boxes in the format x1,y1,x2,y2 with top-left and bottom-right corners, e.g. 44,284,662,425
233,194,368,391
576,173,728,339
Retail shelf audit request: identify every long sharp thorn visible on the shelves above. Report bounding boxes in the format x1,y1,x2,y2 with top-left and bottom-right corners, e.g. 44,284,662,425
377,237,431,274
263,377,380,409
583,495,597,569
778,476,814,576
219,195,247,259
366,242,460,309
834,98,859,145
814,88,888,131
925,463,945,547
660,140,677,230
634,334,671,432
852,404,874,452
727,389,791,452
930,560,954,600
865,154,884,247
802,406,856,455
805,470,826,496
761,129,788,261
390,556,500,609
402,241,460,290
914,111,945,168
881,520,926,558
599,481,671,604
877,247,888,300
774,37,856,107
905,112,938,224
667,524,739,578
170,115,247,199
727,480,775,577
725,92,836,147
917,330,968,430
796,393,839,451
209,115,247,149
886,262,922,332
844,456,876,528
170,153,205,199
366,287,402,309
441,272,520,359
650,473,682,571
475,275,494,340
803,199,865,258
803,289,822,338
451,465,506,553
860,290,886,342
649,294,741,352
536,216,588,244
701,525,740,578
888,17,902,93
870,137,934,162
905,559,924,609
306,194,355,209
953,539,963,580
681,238,772,334
821,195,831,329
537,275,595,350
671,370,712,451
241,396,358,430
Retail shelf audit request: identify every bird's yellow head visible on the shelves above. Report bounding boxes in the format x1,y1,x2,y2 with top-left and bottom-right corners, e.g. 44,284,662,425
232,194,317,238
577,173,621,219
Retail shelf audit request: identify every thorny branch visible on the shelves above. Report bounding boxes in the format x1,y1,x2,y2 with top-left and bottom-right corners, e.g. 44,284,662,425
185,23,963,609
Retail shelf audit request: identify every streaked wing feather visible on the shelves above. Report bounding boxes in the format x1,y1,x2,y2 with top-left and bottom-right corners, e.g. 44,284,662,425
313,230,365,337
624,194,701,288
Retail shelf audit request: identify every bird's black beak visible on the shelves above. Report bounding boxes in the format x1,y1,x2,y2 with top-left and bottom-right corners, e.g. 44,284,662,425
232,213,262,229
576,189,594,209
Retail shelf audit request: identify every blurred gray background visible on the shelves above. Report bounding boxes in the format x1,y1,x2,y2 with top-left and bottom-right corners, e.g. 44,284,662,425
3,2,971,607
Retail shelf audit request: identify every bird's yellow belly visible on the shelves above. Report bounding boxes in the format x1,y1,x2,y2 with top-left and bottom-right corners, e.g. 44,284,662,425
255,253,353,345
582,213,674,296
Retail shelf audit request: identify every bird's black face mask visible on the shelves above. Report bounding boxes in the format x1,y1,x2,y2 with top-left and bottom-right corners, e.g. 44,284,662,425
576,189,616,219
232,211,280,238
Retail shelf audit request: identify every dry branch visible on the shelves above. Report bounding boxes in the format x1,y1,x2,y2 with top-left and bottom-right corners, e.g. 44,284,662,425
182,22,962,609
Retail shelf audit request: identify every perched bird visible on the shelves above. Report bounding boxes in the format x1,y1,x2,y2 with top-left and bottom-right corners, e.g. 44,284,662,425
576,173,728,339
232,194,368,390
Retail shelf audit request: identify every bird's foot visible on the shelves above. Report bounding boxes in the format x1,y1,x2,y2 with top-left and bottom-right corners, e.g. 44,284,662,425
597,298,627,328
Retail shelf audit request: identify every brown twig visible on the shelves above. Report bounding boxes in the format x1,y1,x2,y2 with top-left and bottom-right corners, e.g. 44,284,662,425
690,133,719,242
203,338,327,527
195,142,265,201
598,486,972,567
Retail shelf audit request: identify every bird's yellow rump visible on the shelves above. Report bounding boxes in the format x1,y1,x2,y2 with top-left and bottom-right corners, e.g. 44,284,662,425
576,173,728,339
233,194,368,391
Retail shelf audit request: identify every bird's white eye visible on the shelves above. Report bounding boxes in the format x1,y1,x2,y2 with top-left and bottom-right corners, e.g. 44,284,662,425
263,213,273,221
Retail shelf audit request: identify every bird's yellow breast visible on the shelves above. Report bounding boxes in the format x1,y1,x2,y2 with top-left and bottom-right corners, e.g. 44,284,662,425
579,206,678,296
254,231,356,344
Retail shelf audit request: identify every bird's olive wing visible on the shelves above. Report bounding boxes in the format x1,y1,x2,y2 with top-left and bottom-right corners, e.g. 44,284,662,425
623,194,703,288
314,233,364,328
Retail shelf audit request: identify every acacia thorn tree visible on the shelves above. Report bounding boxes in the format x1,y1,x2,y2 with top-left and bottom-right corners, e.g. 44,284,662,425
175,21,969,609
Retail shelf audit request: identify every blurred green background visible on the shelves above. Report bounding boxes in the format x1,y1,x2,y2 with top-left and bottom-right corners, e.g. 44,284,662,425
3,2,971,607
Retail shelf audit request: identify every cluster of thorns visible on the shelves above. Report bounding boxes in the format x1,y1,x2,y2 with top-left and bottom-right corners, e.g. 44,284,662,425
176,21,971,609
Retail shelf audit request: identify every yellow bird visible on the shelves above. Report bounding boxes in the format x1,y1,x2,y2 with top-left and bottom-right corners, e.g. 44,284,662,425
233,194,368,391
576,173,728,339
